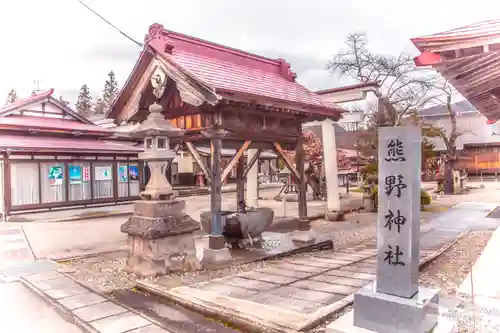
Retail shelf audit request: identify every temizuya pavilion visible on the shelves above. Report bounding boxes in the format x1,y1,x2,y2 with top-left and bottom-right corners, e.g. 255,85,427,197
107,23,344,262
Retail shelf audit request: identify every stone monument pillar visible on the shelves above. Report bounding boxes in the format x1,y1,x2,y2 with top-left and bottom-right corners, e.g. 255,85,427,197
327,125,455,333
322,119,341,221
120,69,201,277
246,149,259,207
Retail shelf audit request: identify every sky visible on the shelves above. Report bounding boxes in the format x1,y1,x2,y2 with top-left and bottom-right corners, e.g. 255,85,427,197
1,0,500,105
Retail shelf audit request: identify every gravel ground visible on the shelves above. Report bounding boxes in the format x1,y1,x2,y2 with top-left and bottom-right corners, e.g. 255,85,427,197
60,213,382,293
421,231,494,333
60,210,448,294
308,231,493,333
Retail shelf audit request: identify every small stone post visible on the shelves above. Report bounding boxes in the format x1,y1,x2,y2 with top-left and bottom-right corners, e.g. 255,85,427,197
326,126,453,332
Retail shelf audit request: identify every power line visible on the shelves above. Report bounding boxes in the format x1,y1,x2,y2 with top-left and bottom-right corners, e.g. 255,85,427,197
74,0,144,48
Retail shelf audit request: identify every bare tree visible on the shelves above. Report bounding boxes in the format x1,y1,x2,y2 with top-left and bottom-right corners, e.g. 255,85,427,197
327,32,438,126
419,83,468,194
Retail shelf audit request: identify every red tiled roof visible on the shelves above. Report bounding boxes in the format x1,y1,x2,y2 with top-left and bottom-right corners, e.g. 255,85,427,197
315,82,379,95
411,18,500,122
111,23,343,119
0,89,54,114
411,18,500,51
0,134,142,153
0,116,111,134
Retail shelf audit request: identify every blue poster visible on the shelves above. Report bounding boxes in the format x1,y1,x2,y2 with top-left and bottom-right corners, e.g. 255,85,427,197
129,165,139,181
69,165,82,184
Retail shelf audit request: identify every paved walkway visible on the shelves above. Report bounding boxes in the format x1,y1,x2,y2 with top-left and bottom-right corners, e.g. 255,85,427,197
0,224,174,332
11,189,363,261
138,201,500,332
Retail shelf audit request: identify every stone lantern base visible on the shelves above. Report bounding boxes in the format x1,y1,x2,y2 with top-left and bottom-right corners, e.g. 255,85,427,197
120,199,201,277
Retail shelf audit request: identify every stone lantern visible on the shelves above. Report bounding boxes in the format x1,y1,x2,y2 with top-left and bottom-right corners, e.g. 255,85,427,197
120,68,201,277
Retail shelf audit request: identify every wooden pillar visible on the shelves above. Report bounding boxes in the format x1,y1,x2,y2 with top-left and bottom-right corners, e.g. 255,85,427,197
3,154,11,219
112,160,118,203
209,137,225,249
295,136,308,228
236,156,246,213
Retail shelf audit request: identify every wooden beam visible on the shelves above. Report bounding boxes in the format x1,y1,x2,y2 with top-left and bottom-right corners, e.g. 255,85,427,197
221,140,251,183
210,137,223,238
272,142,300,182
295,135,308,222
243,148,262,178
236,156,246,213
185,142,211,184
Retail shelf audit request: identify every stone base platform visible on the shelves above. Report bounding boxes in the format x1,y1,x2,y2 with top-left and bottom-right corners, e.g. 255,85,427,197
352,284,439,332
326,308,457,333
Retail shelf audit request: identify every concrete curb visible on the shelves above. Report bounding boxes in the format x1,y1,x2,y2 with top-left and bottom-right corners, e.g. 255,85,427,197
20,270,170,333
20,277,99,333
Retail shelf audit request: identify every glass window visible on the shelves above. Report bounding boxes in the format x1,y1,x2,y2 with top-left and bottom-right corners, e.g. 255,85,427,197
129,163,140,196
11,163,40,206
93,163,113,199
68,163,91,201
40,162,66,203
117,162,129,197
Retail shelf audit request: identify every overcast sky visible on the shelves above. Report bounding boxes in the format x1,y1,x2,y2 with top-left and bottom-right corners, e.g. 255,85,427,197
1,0,499,105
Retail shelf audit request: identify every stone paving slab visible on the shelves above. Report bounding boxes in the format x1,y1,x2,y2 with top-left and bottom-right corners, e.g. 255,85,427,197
238,271,300,284
284,258,345,269
249,292,326,313
73,301,128,322
90,311,151,333
59,292,107,310
257,266,314,279
196,282,259,298
20,272,171,333
290,279,358,295
223,276,280,291
270,285,345,304
323,270,376,280
310,275,370,287
138,231,461,333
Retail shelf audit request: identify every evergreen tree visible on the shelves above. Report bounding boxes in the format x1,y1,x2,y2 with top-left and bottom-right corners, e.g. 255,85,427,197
93,97,107,114
5,89,18,104
102,70,119,111
58,96,70,107
75,84,93,116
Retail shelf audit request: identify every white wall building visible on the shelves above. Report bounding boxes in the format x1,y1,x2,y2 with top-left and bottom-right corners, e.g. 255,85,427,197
419,100,500,151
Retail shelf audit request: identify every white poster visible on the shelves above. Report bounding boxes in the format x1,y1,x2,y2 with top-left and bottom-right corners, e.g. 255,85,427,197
95,166,112,181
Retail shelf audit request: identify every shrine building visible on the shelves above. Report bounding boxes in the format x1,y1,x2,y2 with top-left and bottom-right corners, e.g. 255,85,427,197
412,18,500,174
107,23,344,240
0,89,142,220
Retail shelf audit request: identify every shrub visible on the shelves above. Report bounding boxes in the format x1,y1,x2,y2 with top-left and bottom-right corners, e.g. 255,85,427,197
370,185,431,210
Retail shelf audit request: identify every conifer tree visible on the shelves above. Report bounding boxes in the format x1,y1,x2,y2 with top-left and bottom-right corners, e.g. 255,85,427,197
102,71,119,111
5,89,18,104
93,97,107,114
75,84,93,116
